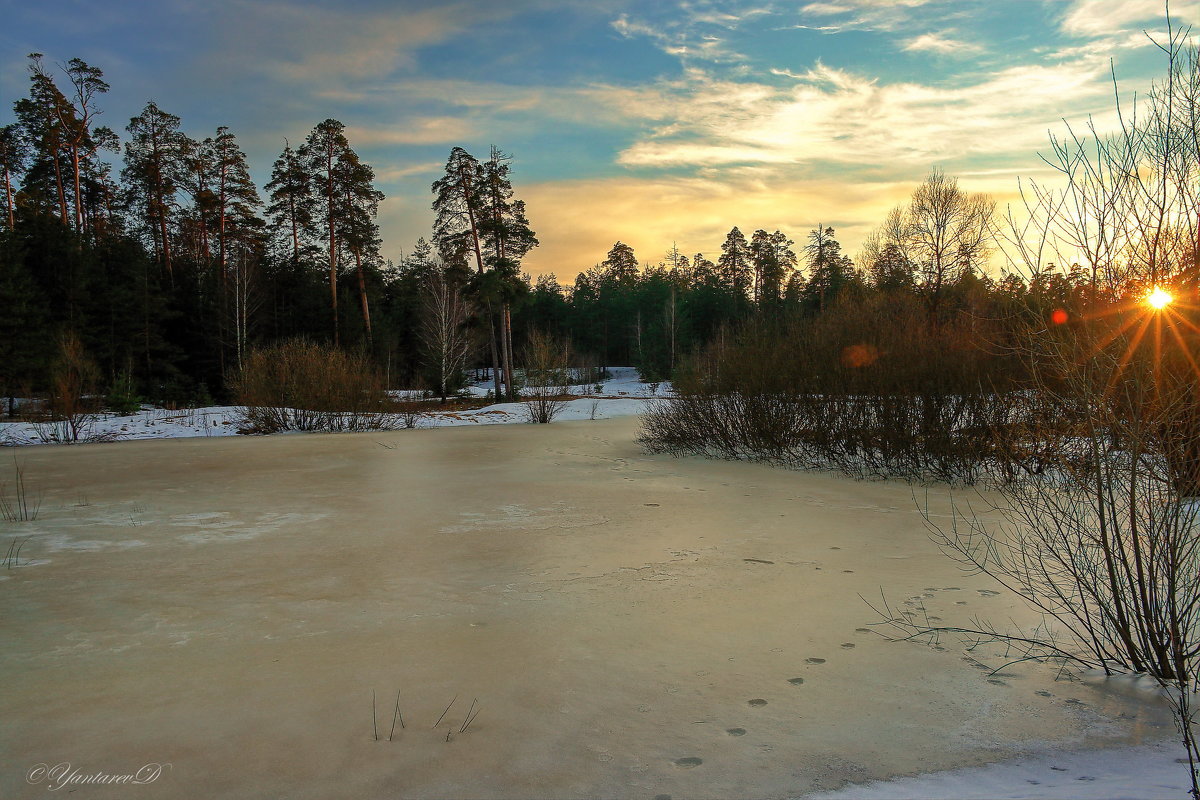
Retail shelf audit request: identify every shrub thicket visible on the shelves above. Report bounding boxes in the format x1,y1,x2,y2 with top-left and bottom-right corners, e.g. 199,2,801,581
640,291,1025,484
231,339,396,433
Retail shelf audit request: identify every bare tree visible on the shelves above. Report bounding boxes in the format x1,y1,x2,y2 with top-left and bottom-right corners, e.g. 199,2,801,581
419,267,473,403
522,330,572,424
883,23,1200,797
905,169,995,319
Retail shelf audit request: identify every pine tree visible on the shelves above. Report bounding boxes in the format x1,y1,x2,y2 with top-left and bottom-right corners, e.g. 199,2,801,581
13,54,73,225
123,102,189,282
299,119,352,344
478,146,537,399
601,241,639,283
0,125,28,231
265,141,315,267
333,146,383,342
717,227,752,297
802,226,855,313
751,229,796,307
432,147,499,396
209,127,264,365
431,146,486,273
57,58,115,235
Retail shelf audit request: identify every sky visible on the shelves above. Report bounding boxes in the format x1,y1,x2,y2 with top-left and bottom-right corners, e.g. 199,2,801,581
1,0,1196,280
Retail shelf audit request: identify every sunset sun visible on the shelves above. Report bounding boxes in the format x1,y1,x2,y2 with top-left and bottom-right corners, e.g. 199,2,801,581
1147,286,1174,310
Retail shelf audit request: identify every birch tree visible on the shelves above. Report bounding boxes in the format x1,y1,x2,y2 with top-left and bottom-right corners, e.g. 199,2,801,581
419,265,473,402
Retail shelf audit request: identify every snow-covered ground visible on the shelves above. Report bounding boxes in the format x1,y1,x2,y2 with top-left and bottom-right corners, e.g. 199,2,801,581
0,367,669,445
807,739,1191,799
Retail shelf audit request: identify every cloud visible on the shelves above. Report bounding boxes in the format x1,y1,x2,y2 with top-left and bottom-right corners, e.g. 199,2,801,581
798,0,941,31
345,117,475,146
373,161,445,182
201,0,467,88
902,31,983,55
609,7,750,64
609,59,1114,170
1060,0,1198,38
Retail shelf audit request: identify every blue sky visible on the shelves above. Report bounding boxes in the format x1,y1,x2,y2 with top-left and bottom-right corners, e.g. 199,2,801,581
1,0,1195,277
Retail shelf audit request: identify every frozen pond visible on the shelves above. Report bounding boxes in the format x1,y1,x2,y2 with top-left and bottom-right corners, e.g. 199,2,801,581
0,417,1179,798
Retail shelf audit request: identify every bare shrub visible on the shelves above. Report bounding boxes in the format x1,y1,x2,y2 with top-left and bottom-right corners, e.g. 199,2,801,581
231,339,397,433
395,399,425,429
31,333,111,444
522,330,572,424
640,296,1022,484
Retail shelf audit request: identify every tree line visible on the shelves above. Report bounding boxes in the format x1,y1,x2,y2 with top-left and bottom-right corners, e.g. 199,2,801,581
0,51,1112,411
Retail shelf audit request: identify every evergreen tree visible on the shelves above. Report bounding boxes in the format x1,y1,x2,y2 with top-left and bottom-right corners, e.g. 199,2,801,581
601,241,639,283
432,146,500,395
750,229,796,307
265,140,316,267
717,227,752,297
333,146,383,342
13,54,73,225
123,101,188,282
299,118,352,344
478,146,537,398
56,57,116,235
801,226,855,313
0,125,28,231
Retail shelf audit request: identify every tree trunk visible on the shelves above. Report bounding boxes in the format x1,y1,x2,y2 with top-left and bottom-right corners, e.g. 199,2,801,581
501,303,514,401
50,145,68,226
488,306,502,400
3,164,13,230
70,145,83,233
326,142,338,347
355,247,372,342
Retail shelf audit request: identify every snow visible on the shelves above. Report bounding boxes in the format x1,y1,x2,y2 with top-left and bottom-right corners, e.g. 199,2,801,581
806,739,1191,799
0,367,669,445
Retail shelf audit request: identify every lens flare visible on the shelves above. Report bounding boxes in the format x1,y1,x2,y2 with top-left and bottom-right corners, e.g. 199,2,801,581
1147,287,1173,310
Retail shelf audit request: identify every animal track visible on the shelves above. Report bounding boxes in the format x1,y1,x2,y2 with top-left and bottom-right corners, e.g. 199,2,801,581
788,677,805,685
674,757,703,768
748,699,768,707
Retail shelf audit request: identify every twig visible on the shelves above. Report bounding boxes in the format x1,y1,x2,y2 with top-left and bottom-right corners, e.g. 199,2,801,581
433,694,457,729
372,690,378,741
388,689,403,740
460,699,482,734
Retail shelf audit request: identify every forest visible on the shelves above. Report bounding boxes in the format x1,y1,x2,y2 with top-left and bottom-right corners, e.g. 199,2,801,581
0,51,1107,413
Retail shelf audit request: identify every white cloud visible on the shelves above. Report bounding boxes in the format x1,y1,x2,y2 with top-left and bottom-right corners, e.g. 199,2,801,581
346,117,474,147
798,0,940,31
609,59,1114,170
1060,0,1198,38
373,162,445,183
903,31,983,55
609,7,749,64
